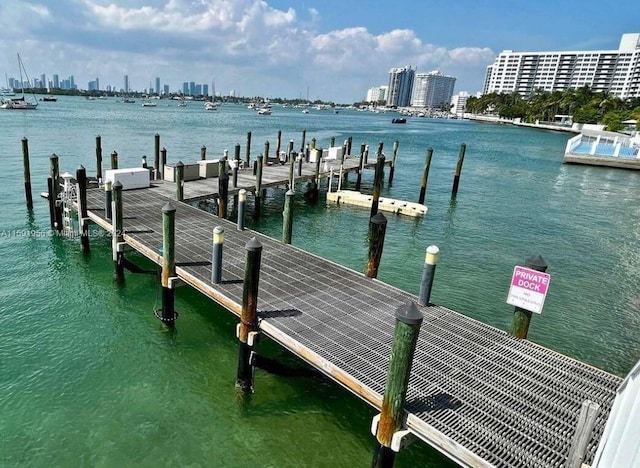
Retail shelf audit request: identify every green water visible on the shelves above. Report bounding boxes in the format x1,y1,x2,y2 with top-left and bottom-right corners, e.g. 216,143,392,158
1,98,639,467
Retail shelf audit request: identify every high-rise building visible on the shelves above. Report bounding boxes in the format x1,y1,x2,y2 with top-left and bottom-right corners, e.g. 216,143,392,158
124,75,129,93
386,66,415,107
182,82,189,95
411,71,457,109
483,33,640,99
202,84,208,96
52,74,59,88
155,77,160,96
450,92,470,115
366,85,388,103
88,77,100,91
189,81,196,96
163,84,170,96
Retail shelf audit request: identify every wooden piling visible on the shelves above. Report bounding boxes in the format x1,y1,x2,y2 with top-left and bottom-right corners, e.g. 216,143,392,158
373,302,423,468
160,147,167,179
283,189,294,244
236,237,263,392
275,130,282,161
233,143,241,188
254,154,263,219
389,141,399,185
418,246,440,306
76,165,90,253
301,129,306,153
47,177,55,229
201,145,207,160
287,140,294,163
110,151,118,170
245,131,252,167
365,212,387,278
364,144,370,164
49,154,62,231
154,133,160,177
211,226,224,284
175,161,184,201
288,151,296,189
370,154,386,218
330,136,335,147
21,137,33,210
451,143,466,197
159,202,177,327
310,147,322,201
104,180,112,221
509,255,548,339
347,136,353,156
112,181,125,282
218,161,229,219
237,189,247,231
263,141,269,163
297,153,303,176
311,137,316,150
356,143,365,191
95,135,103,181
418,148,434,205
141,155,148,169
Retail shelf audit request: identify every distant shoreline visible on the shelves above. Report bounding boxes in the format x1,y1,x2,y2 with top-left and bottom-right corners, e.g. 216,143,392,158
463,113,580,134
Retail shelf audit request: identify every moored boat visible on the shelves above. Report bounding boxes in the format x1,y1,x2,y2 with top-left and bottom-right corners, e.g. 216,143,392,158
1,54,38,110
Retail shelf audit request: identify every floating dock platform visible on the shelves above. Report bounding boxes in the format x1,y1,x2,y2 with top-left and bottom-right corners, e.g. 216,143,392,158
326,190,427,217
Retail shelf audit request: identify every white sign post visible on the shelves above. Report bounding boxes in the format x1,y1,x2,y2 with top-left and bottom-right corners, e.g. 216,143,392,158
506,265,551,314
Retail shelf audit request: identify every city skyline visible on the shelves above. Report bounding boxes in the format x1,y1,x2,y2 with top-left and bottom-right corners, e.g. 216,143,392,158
0,0,637,103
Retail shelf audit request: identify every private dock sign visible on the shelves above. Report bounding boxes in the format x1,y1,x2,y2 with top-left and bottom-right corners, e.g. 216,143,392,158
506,266,551,314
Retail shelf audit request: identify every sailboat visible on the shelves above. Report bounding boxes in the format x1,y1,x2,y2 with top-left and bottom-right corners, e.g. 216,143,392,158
1,54,38,110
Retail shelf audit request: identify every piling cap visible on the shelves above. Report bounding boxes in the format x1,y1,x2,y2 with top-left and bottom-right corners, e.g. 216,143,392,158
213,226,224,234
162,202,176,213
176,160,184,167
370,212,387,225
246,237,263,252
395,302,423,326
286,189,295,196
525,255,548,272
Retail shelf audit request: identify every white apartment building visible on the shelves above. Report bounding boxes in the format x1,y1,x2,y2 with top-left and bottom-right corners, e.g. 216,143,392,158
366,85,388,103
483,33,640,99
411,71,457,108
387,66,414,107
450,92,469,115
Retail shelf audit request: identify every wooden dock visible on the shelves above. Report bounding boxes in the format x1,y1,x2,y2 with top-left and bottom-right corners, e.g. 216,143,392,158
82,183,621,467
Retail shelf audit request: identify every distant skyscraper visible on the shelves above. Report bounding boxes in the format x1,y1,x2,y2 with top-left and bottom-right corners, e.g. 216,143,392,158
411,71,457,108
366,85,388,103
202,84,208,96
182,82,189,95
163,84,169,95
124,75,129,93
155,77,160,96
189,81,196,96
52,74,59,88
386,66,415,107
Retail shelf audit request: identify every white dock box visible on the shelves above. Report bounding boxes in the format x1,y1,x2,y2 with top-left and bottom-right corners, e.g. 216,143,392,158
164,163,200,182
326,146,343,161
198,159,220,178
309,149,329,163
105,168,150,190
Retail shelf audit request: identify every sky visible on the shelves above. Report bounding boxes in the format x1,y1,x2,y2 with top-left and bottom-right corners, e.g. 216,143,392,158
0,0,638,103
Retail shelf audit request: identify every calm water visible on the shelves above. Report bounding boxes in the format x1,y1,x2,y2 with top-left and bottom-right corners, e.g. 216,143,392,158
1,97,639,467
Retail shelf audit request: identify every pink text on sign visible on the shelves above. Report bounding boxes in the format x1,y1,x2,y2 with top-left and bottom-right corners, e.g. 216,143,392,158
511,266,550,294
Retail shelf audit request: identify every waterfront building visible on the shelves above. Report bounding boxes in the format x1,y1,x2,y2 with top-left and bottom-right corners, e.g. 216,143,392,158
386,66,414,107
202,84,208,96
52,74,59,89
124,75,129,93
483,33,640,99
163,84,169,96
450,91,470,115
155,77,160,96
182,82,189,95
88,77,100,91
366,85,388,103
411,71,456,108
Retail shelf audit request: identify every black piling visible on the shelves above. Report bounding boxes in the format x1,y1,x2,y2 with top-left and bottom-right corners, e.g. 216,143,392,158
49,154,63,231
21,137,33,210
418,246,440,306
95,135,103,181
161,147,167,179
110,151,118,170
245,131,252,167
218,161,229,219
418,148,434,205
104,180,112,221
370,154,386,219
451,143,466,198
201,145,207,160
365,212,387,279
388,141,399,185
275,130,282,161
301,129,306,153
356,143,365,192
175,161,184,201
211,226,224,284
76,165,90,253
233,143,241,188
112,181,125,283
237,189,247,230
254,154,263,219
154,133,160,178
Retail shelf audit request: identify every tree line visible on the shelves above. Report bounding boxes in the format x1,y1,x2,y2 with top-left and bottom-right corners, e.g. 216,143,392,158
466,87,640,132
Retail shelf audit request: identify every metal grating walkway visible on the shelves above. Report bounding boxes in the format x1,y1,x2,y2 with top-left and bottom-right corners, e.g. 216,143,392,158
85,186,621,468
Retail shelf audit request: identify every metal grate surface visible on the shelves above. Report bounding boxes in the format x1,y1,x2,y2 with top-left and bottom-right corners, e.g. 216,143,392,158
85,187,621,468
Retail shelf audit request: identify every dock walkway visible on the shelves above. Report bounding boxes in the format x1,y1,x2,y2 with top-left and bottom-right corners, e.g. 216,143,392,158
85,186,621,468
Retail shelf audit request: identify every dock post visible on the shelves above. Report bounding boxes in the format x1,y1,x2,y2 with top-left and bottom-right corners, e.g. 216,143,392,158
418,246,440,306
160,147,167,179
389,140,399,186
263,141,269,163
451,143,466,198
237,189,247,230
21,137,33,210
275,130,282,161
372,302,423,468
356,143,365,191
365,212,387,278
201,145,206,160
330,136,335,148
49,154,63,231
297,153,303,176
236,237,263,393
418,148,434,205
347,136,353,156
159,202,177,327
509,255,548,339
46,177,55,229
218,162,229,219
142,155,148,169
254,154,263,219
566,400,601,468
287,140,294,163
154,133,160,178
311,137,316,150
288,151,296,189
95,135,103,181
233,143,241,188
310,147,322,201
364,144,370,164
370,154,386,218
104,180,112,221
112,181,125,283
76,165,90,253
283,189,295,244
110,151,118,170
245,131,251,167
175,161,184,201
301,129,306,153
211,226,224,284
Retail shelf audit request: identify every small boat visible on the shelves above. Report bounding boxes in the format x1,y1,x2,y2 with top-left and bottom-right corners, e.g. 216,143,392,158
302,109,309,114
42,95,57,102
122,97,135,103
391,118,407,124
204,101,217,111
257,107,272,115
142,100,157,107
1,54,38,110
